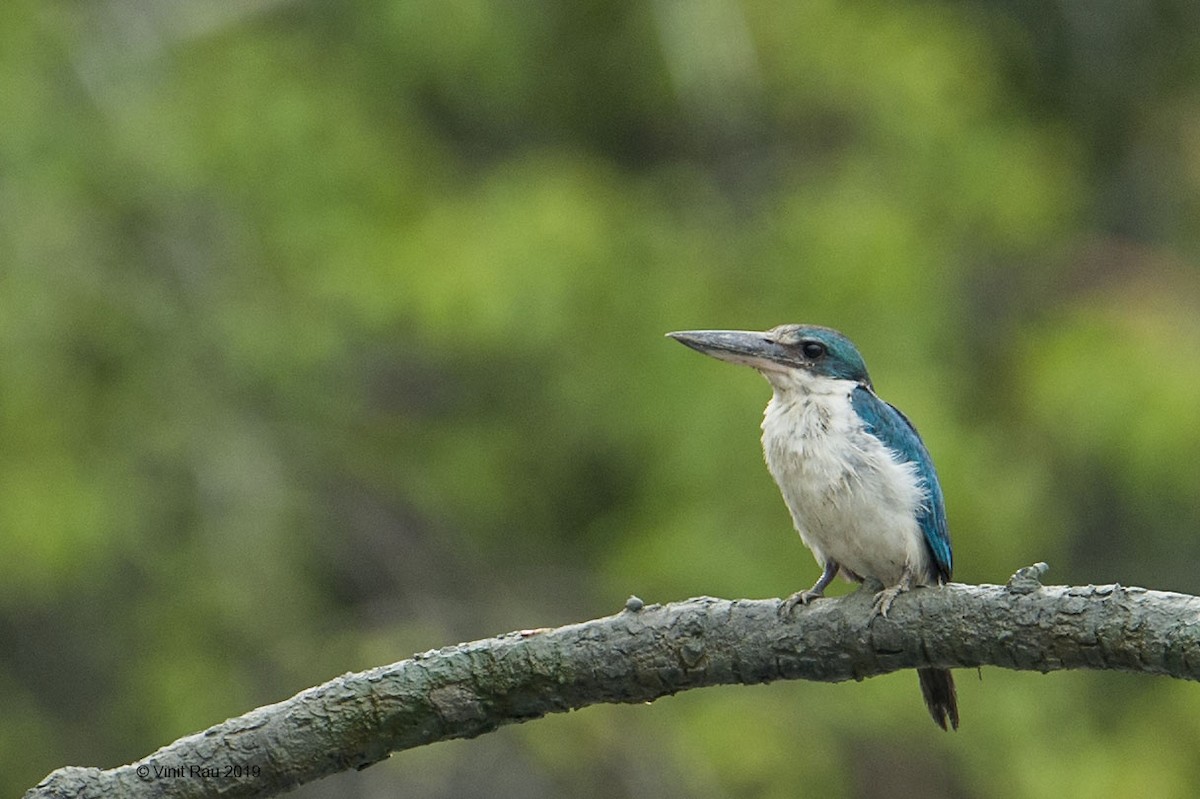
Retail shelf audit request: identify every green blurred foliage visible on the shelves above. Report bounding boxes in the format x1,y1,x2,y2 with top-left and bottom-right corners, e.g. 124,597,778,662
3,0,1200,796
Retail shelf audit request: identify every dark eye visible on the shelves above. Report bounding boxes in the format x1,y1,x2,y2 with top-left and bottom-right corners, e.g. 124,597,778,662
800,341,826,359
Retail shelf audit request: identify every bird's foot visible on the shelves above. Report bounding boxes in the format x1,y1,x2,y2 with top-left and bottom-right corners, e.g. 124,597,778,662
868,567,915,620
869,583,908,620
780,560,840,617
779,588,824,617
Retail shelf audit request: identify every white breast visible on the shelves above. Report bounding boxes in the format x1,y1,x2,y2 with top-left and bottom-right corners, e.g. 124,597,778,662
759,373,931,588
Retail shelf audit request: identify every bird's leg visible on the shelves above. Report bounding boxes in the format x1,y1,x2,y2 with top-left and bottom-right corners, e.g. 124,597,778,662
870,565,915,619
780,559,840,617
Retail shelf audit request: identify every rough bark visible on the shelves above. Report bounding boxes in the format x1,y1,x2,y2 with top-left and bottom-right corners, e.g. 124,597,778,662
25,565,1200,799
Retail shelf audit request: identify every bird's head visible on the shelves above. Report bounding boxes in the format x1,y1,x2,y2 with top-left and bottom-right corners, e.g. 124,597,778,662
667,324,871,391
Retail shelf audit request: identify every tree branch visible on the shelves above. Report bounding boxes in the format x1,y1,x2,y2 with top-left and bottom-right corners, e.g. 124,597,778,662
26,565,1200,799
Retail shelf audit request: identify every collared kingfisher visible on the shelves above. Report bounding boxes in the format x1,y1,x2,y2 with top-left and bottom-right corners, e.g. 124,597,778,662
668,324,958,730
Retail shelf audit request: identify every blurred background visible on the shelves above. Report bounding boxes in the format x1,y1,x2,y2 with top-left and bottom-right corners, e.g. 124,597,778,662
4,0,1200,796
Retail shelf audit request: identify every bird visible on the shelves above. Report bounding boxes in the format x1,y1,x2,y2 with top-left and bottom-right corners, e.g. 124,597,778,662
667,324,958,730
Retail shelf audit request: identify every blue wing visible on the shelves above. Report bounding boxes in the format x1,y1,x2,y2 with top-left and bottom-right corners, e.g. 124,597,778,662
851,385,952,581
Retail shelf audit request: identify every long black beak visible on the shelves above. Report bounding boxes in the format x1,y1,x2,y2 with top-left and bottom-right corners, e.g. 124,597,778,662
666,330,795,371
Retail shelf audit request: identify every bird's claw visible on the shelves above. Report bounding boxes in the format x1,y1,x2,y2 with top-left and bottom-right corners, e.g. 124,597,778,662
779,589,823,617
869,584,907,619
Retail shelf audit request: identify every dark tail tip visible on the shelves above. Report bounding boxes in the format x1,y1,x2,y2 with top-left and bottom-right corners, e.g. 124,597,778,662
918,668,959,731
